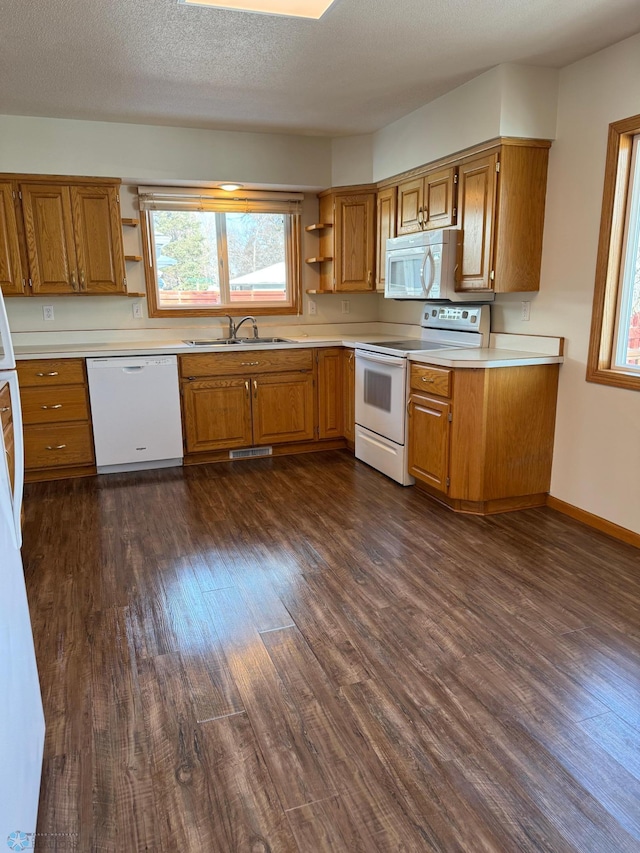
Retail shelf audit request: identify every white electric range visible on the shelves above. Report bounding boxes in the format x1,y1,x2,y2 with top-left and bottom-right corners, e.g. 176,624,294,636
353,304,490,485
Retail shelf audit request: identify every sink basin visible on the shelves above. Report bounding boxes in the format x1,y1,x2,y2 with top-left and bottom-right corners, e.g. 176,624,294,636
183,337,294,347
183,339,242,346
237,337,294,344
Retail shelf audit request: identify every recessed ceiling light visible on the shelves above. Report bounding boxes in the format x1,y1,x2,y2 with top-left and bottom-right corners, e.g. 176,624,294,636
179,0,337,19
218,183,244,191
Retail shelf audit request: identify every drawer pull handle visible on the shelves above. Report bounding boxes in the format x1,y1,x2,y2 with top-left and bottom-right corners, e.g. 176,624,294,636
421,377,435,383
0,406,9,413
241,361,260,367
46,444,67,451
41,404,63,410
36,371,59,377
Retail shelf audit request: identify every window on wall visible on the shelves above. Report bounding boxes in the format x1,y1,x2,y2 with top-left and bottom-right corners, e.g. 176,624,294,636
139,189,303,317
588,115,640,390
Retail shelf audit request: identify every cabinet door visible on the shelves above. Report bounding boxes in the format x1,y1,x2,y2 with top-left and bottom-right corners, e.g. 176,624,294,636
343,348,355,443
71,185,125,293
376,187,396,291
0,182,26,296
408,394,450,492
455,153,497,292
396,178,424,235
21,184,78,294
182,377,252,453
253,371,315,445
317,348,343,439
334,193,376,291
424,167,457,230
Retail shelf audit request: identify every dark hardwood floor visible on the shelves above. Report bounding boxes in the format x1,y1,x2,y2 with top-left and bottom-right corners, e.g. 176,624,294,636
22,450,640,851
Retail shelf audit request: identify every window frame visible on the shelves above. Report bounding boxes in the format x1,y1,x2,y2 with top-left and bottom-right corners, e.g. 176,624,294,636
587,113,640,391
141,205,302,319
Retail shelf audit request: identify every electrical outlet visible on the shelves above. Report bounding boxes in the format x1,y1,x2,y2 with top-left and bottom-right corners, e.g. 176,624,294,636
42,305,54,322
341,300,350,314
521,301,531,322
132,301,143,320
308,299,317,316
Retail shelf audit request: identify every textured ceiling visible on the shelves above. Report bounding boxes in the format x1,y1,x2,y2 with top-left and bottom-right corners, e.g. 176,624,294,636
1,0,640,135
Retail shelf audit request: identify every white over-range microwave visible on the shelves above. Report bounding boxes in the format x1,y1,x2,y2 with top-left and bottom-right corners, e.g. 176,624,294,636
384,229,494,303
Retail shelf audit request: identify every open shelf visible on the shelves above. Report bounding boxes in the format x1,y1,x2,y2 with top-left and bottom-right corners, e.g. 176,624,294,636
305,256,332,264
125,254,143,262
121,218,139,227
305,223,332,232
126,292,146,298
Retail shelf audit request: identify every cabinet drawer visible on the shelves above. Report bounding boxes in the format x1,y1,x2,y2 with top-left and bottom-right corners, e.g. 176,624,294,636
24,422,95,470
180,348,314,378
21,386,90,425
0,382,11,432
18,359,86,387
410,364,452,398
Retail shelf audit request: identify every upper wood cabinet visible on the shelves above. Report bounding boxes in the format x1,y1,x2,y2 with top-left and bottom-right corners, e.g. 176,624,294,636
455,153,498,293
0,182,26,296
0,175,125,297
312,187,376,293
71,185,126,294
376,186,396,292
455,143,550,294
397,166,457,235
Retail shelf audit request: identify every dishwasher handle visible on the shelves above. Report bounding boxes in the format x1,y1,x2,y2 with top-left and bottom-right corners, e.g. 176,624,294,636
122,366,145,373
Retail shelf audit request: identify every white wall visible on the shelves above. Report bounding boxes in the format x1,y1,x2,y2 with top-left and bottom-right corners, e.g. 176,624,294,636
371,64,558,182
331,135,374,186
497,32,640,533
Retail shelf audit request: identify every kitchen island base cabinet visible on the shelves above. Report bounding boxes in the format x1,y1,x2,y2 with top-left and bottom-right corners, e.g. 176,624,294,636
408,362,559,514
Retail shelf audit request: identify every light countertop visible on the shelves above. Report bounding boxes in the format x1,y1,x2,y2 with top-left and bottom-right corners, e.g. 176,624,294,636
13,335,563,368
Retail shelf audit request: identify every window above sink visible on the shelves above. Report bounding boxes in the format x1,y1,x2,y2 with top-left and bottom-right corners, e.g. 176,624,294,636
139,187,303,319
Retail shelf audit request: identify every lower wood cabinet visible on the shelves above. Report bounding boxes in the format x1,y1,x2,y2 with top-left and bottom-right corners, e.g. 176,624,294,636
180,347,342,458
17,358,95,482
408,361,560,513
343,348,355,444
1,381,15,487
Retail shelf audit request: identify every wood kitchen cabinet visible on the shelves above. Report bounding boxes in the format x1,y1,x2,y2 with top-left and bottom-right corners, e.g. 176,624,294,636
1,381,15,487
397,167,457,235
317,347,343,439
0,182,27,296
17,358,96,482
455,143,549,294
181,348,318,458
376,186,396,292
343,348,355,444
0,174,126,296
408,360,559,514
311,187,376,293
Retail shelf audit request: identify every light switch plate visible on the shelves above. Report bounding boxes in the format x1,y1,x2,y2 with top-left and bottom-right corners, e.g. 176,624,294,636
132,302,143,320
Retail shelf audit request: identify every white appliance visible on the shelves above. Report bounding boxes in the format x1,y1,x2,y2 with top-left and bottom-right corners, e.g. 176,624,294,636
385,230,494,303
87,356,184,474
354,305,490,485
0,292,46,849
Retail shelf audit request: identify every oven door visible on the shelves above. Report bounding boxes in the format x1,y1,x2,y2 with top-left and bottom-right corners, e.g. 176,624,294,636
355,350,407,445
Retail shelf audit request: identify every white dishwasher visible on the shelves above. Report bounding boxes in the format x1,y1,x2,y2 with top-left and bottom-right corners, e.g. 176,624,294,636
87,355,183,474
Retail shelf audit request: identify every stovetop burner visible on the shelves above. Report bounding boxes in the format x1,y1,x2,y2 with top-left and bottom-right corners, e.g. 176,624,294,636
371,340,459,352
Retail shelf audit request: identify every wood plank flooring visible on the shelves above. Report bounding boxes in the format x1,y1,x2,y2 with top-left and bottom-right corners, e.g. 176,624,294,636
22,450,640,852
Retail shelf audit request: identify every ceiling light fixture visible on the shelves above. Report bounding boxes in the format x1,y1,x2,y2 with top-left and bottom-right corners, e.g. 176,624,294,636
218,183,244,191
179,0,337,19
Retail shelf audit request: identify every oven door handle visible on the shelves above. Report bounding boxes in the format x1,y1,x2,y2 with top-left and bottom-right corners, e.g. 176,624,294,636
355,351,404,366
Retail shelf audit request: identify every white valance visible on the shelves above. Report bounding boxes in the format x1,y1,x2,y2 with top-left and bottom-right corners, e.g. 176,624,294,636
137,186,304,215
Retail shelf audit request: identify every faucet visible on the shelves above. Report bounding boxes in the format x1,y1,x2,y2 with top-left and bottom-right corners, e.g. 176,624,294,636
224,314,236,340
233,316,259,339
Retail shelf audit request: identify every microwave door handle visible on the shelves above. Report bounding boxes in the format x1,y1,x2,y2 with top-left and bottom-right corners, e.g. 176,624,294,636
419,252,428,295
424,247,437,298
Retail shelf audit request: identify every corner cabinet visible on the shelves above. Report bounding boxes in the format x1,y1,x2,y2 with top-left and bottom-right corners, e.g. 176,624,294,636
408,361,560,514
455,143,549,294
309,187,376,293
376,186,396,292
1,175,126,297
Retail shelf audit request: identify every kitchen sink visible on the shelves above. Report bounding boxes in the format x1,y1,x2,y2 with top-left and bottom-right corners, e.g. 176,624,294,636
183,337,294,347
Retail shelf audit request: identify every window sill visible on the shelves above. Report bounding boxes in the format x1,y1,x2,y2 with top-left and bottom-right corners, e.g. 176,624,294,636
586,365,640,391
